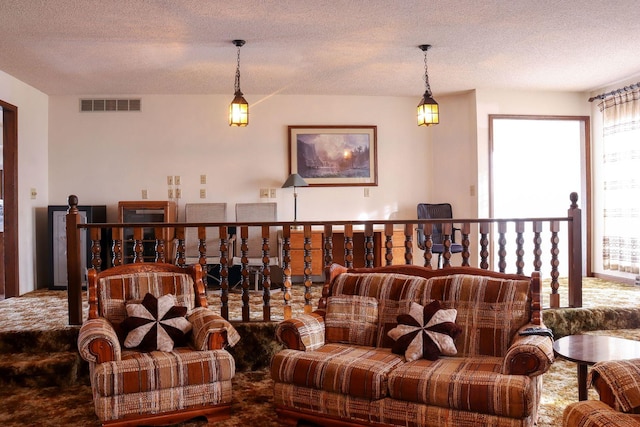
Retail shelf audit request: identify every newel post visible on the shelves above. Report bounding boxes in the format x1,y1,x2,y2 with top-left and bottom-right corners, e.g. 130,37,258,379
66,195,83,325
568,192,583,308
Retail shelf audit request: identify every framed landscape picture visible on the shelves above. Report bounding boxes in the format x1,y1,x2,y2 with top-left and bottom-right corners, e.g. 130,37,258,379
288,125,378,187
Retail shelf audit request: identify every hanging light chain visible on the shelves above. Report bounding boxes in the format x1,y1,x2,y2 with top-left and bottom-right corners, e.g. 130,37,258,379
234,43,242,95
423,48,432,96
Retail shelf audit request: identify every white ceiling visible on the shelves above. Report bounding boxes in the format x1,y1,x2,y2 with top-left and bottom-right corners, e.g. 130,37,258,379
1,0,639,97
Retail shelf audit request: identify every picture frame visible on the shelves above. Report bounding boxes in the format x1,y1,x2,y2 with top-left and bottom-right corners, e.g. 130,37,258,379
288,125,378,187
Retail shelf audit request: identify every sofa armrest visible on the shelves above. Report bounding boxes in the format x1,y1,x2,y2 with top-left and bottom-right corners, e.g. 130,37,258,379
77,318,121,363
275,311,326,351
589,358,640,413
563,400,640,427
502,324,554,376
188,307,240,350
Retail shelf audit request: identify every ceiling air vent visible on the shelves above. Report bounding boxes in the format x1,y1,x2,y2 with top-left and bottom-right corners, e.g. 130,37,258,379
80,99,142,112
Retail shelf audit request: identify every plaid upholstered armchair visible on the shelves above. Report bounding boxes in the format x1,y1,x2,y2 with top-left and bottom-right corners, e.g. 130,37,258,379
564,358,640,426
77,263,239,426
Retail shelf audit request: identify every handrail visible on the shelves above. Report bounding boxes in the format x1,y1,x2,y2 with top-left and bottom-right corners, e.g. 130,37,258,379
65,193,582,325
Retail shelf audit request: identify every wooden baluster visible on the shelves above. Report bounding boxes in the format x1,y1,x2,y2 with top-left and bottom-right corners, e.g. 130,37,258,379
460,222,471,266
532,221,542,273
219,226,230,320
498,222,507,273
479,222,490,270
364,223,374,268
318,225,333,311
442,222,453,268
281,226,292,320
240,226,250,322
197,226,207,286
515,221,525,275
90,227,102,272
112,227,123,266
344,224,354,268
261,225,271,322
422,221,434,269
303,225,313,314
404,223,413,265
133,227,144,263
549,221,561,308
155,226,166,264
175,226,186,266
384,223,394,266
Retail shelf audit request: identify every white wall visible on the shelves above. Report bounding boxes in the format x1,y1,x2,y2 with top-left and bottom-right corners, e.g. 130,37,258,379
48,94,432,224
0,70,49,295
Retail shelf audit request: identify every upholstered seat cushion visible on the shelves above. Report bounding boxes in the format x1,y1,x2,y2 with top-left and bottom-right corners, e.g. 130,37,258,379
271,344,404,400
93,347,235,397
387,356,534,418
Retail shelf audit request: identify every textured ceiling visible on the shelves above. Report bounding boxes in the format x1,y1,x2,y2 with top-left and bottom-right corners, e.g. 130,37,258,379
1,0,639,97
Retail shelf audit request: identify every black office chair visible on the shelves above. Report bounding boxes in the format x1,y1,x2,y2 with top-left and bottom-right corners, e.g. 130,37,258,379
416,203,463,268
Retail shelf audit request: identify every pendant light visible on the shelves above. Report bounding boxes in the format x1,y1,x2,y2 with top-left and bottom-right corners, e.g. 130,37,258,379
417,44,439,126
229,39,249,126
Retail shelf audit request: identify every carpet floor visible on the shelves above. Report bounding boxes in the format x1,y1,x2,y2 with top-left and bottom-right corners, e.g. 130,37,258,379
0,276,638,426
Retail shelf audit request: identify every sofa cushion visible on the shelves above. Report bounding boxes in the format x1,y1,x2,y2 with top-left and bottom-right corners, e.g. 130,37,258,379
420,274,531,357
97,271,197,325
325,295,378,346
388,300,462,361
270,343,404,400
387,356,534,418
122,293,192,352
93,347,235,397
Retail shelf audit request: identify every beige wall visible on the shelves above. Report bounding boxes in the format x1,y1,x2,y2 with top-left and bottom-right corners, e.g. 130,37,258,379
48,94,432,224
0,70,49,295
0,68,610,293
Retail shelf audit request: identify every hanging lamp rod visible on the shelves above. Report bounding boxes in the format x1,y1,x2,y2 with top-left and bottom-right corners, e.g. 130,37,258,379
588,81,640,102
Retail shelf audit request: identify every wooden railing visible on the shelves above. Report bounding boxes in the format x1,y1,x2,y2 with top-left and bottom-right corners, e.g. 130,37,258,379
65,193,583,325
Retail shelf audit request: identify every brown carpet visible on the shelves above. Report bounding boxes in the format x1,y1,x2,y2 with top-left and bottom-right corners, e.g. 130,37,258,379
0,277,637,426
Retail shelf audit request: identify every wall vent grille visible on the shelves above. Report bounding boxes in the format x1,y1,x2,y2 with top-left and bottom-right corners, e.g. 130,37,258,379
80,99,141,112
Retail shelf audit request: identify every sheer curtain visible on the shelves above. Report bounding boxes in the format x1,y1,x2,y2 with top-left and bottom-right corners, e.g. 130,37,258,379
600,88,640,274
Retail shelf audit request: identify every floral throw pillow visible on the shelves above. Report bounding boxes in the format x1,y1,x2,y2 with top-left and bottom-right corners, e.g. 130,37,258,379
387,300,462,361
122,293,192,352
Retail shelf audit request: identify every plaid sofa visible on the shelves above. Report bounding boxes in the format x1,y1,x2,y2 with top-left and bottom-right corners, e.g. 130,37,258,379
77,263,240,427
563,359,640,426
271,265,554,427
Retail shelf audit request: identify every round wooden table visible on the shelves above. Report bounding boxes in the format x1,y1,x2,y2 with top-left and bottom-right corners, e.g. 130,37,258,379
553,334,640,400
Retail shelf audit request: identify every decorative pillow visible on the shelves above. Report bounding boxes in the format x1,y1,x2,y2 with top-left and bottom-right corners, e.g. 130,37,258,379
387,300,462,361
122,293,192,352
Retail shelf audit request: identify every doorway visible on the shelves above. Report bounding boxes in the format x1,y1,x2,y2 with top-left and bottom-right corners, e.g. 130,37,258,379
489,115,591,276
0,100,19,298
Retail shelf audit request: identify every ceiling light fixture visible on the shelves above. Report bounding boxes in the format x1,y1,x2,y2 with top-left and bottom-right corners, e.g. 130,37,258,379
417,44,439,127
229,39,248,126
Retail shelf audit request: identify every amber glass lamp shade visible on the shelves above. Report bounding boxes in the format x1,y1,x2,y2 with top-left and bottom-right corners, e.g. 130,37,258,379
229,92,249,126
417,92,439,126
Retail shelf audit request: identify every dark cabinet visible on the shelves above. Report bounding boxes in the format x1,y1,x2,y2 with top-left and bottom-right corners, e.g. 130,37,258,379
48,205,107,289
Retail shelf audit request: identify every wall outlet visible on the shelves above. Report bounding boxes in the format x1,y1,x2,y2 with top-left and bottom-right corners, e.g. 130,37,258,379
200,174,207,185
174,175,181,185
200,188,206,199
168,188,174,199
141,189,148,199
167,175,173,185
364,188,370,197
175,188,182,198
270,188,277,198
260,188,269,198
